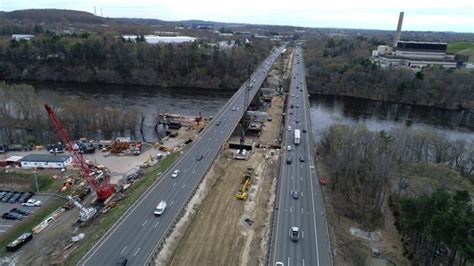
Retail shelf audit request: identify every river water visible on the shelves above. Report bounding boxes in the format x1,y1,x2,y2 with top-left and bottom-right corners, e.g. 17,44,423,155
30,82,474,142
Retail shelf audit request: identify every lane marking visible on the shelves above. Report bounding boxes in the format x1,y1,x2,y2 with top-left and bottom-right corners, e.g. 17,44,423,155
120,246,128,254
0,224,12,227
142,220,148,227
302,230,304,238
133,248,141,257
289,207,292,213
170,200,174,207
288,257,290,266
182,184,186,189
154,221,160,228
301,208,304,214
172,182,177,187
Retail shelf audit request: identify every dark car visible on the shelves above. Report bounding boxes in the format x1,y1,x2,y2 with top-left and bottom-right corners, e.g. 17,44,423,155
2,192,14,202
215,120,221,126
10,208,32,216
286,156,292,165
18,192,33,203
291,191,299,199
8,193,22,203
302,129,307,133
196,154,203,161
2,212,22,220
0,191,6,199
299,155,305,162
290,227,300,242
116,256,128,266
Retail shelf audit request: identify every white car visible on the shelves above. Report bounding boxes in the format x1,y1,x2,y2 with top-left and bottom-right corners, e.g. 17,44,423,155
171,170,181,178
287,145,292,151
22,199,42,207
154,201,167,216
288,126,292,131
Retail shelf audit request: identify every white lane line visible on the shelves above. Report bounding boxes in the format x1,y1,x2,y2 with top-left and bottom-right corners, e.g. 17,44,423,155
301,208,304,214
301,192,304,197
291,175,294,180
288,257,290,266
133,248,141,256
289,207,292,213
170,200,175,206
192,170,196,174
172,182,177,187
120,246,128,254
154,221,160,228
300,177,303,181
182,184,186,189
303,258,305,266
0,224,12,227
302,231,305,238
142,219,148,227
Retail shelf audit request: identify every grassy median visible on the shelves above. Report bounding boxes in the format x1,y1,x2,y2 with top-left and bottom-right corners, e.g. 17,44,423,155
67,152,179,264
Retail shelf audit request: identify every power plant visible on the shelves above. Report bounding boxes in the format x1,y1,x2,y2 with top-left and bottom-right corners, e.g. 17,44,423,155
371,12,468,70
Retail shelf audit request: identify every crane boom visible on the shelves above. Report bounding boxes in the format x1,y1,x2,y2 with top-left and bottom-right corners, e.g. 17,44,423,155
44,104,115,200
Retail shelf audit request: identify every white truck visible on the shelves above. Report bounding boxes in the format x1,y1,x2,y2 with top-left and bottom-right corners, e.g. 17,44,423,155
294,129,301,145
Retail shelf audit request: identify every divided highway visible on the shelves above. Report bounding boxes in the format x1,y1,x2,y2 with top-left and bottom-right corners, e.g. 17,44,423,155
79,46,285,266
270,47,332,266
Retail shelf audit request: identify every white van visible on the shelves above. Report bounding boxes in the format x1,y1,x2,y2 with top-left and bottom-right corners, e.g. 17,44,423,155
154,201,167,216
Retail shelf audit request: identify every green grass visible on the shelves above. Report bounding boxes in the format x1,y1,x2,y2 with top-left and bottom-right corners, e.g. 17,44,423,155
448,42,474,62
0,197,65,256
66,152,179,265
0,171,63,193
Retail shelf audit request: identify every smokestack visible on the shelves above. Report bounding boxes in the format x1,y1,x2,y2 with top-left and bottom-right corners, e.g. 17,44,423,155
393,11,404,47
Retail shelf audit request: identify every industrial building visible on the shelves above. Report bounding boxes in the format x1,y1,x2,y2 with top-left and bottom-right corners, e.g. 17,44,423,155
371,12,466,70
20,154,72,169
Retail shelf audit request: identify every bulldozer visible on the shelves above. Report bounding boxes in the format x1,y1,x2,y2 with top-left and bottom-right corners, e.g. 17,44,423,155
235,173,252,200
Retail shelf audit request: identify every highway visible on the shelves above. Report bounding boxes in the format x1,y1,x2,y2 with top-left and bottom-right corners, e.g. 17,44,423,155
78,46,286,266
270,47,332,266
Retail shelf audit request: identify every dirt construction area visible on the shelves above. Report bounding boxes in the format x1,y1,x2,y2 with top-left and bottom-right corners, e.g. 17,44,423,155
168,149,278,266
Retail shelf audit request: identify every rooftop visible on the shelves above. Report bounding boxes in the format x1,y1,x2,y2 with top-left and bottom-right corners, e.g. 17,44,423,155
22,154,71,163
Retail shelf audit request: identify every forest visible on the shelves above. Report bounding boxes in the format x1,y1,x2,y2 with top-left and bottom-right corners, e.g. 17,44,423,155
0,30,272,89
318,124,474,263
303,36,474,110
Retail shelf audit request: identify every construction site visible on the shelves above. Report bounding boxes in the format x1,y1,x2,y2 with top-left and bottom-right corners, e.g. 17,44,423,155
0,47,293,265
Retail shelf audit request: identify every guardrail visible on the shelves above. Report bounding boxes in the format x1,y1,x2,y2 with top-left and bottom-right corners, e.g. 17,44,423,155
145,49,285,265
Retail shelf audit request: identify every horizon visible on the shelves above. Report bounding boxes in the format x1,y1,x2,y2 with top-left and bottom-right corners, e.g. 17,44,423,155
1,0,474,33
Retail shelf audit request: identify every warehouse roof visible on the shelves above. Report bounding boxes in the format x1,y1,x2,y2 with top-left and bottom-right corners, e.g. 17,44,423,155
21,154,71,163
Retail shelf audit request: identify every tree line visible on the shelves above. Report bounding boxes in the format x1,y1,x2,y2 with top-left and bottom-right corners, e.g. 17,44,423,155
303,36,474,110
0,32,272,89
0,82,156,145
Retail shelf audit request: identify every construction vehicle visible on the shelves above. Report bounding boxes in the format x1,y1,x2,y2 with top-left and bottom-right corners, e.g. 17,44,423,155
235,173,252,200
44,104,115,200
66,195,97,222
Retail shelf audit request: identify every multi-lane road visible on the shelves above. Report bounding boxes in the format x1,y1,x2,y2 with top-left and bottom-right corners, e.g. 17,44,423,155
79,47,285,266
270,47,332,266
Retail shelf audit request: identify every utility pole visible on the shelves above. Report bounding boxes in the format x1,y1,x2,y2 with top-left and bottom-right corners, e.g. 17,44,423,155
33,171,39,193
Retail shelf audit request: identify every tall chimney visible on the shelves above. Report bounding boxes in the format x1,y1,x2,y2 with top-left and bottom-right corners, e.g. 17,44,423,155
393,11,404,47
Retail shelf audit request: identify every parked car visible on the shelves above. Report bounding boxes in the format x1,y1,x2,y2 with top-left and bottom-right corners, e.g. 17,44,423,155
10,208,32,216
1,192,14,202
154,201,167,216
2,212,23,220
8,193,22,203
171,170,181,178
0,191,6,199
22,199,42,207
18,192,33,203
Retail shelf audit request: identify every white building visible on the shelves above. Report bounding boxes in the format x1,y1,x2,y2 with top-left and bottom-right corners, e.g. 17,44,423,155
12,34,34,41
21,154,72,169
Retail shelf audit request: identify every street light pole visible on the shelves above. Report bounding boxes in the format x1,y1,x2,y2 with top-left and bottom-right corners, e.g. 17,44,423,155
33,171,39,193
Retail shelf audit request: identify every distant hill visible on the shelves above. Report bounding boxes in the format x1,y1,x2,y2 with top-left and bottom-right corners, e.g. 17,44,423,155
0,9,106,25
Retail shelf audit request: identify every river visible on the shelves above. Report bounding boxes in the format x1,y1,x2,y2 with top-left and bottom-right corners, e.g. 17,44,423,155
30,82,474,142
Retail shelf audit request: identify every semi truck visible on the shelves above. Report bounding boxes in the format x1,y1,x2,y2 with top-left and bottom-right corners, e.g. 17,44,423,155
294,129,301,145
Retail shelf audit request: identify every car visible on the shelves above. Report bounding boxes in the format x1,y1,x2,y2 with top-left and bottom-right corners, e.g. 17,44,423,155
286,156,292,165
171,170,181,178
18,192,33,203
0,191,6,199
302,129,307,133
10,208,32,216
8,193,21,203
215,120,221,126
290,227,300,241
291,191,299,199
116,256,128,266
2,213,21,220
276,262,284,266
296,105,300,108
154,201,167,216
288,126,292,131
319,177,328,185
289,111,293,115
2,192,14,202
22,199,42,207
300,89,303,92
299,155,305,162
232,106,236,111
5,212,23,220
196,154,203,161
295,120,299,124
287,145,292,151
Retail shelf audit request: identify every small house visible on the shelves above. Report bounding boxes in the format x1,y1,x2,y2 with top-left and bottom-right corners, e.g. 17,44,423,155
21,154,72,169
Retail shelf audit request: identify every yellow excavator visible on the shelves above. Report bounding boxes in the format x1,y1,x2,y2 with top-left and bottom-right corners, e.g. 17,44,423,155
235,173,252,200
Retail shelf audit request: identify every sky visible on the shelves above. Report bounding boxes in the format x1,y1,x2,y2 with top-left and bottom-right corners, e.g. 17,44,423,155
1,0,474,33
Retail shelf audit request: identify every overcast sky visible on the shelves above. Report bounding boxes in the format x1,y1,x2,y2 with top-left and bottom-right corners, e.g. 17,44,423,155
2,0,474,32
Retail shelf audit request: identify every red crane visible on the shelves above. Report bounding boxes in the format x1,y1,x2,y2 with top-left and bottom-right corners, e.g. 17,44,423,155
44,104,115,200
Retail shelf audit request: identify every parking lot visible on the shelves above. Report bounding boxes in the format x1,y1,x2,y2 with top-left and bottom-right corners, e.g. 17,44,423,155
0,193,50,234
